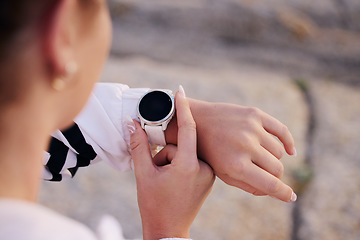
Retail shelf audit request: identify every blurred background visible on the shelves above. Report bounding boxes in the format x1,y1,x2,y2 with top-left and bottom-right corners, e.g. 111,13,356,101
40,0,360,239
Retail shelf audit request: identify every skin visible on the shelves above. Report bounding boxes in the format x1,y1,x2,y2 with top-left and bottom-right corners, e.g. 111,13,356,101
0,1,214,238
0,0,296,238
166,101,297,202
0,0,111,200
130,90,215,239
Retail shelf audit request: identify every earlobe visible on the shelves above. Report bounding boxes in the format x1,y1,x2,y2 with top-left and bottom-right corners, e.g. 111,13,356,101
51,61,78,91
41,0,75,83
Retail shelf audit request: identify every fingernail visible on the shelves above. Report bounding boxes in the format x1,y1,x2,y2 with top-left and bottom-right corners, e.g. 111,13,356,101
292,147,297,157
125,115,135,134
179,85,186,98
290,192,297,202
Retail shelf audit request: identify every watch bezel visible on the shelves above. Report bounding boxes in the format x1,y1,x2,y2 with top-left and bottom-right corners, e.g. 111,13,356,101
137,89,175,130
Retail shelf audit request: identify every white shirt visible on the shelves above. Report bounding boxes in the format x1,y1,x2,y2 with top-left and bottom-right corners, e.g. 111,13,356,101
0,199,190,240
37,83,191,240
0,199,98,240
43,83,149,180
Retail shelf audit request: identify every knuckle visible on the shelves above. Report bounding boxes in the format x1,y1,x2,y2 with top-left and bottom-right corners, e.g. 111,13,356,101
276,147,285,159
279,148,286,158
230,159,246,176
239,133,255,149
247,107,261,119
273,163,284,178
280,124,289,135
240,108,263,132
181,160,200,175
267,179,282,194
241,118,258,131
130,139,142,152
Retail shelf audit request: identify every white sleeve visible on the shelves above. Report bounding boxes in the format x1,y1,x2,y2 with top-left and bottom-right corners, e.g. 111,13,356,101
43,82,149,181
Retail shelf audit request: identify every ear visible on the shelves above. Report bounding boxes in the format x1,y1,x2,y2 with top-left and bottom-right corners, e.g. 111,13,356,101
41,0,75,78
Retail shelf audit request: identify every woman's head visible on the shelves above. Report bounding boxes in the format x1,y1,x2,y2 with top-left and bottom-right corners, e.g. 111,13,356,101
0,0,112,130
0,1,57,107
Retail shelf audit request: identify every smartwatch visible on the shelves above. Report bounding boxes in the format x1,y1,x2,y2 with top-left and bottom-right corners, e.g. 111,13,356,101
137,89,175,146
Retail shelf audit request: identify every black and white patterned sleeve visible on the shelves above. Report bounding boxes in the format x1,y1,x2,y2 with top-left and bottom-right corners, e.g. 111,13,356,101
43,123,98,181
43,83,149,181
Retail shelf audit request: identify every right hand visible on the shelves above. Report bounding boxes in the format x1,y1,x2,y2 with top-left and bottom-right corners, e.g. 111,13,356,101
129,87,215,240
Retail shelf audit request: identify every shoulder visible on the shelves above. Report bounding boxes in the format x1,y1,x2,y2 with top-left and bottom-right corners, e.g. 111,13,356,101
0,199,97,240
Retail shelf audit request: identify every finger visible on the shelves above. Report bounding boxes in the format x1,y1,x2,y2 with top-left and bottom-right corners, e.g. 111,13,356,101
129,120,155,177
219,173,267,196
251,147,285,179
174,86,197,166
198,160,216,186
153,145,177,166
261,113,296,156
260,129,286,160
243,164,296,202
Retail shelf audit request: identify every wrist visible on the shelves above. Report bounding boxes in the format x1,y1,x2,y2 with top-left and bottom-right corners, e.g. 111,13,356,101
142,226,190,240
142,217,191,240
164,98,211,146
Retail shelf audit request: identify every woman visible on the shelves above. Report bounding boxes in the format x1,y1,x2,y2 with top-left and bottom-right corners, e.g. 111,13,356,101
0,0,296,239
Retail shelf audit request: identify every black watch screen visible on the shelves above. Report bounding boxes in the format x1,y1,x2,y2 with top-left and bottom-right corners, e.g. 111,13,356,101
138,91,173,122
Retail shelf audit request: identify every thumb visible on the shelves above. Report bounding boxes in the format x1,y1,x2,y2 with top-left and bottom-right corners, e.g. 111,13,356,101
127,117,154,177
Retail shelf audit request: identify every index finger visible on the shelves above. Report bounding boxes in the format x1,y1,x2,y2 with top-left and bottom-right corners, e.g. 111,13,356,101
174,86,197,164
261,112,296,156
244,164,297,202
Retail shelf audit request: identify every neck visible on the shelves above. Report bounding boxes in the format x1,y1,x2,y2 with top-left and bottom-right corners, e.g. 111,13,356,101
0,102,52,202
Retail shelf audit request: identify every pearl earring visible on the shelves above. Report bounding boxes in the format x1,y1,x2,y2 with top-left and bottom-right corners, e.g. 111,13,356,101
52,77,66,91
52,61,78,91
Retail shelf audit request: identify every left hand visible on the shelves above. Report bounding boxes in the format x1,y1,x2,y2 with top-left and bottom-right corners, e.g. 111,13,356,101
166,99,297,202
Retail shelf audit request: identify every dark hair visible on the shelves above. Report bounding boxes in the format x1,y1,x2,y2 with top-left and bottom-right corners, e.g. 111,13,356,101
0,1,59,59
0,0,98,60
0,0,97,108
0,1,59,109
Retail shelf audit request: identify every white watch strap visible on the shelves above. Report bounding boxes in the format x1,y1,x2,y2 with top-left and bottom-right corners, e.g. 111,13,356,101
144,125,166,146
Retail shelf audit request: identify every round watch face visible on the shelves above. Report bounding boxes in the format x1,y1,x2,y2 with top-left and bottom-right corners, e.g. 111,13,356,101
138,90,173,122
